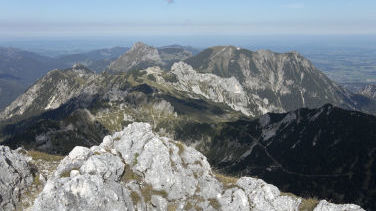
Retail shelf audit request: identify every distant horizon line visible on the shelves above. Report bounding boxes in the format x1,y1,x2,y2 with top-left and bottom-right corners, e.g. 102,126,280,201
1,33,376,40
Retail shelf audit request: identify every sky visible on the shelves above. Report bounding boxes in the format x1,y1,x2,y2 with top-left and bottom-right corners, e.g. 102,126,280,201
0,0,376,38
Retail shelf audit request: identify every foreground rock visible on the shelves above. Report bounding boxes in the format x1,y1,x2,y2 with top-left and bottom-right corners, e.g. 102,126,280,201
30,123,364,211
0,146,34,210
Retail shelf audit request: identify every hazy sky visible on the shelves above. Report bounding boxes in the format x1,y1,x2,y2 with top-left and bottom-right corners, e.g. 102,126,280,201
1,0,375,37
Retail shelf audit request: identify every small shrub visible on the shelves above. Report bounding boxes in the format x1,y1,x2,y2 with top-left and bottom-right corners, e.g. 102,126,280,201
194,205,204,211
147,74,157,82
130,191,141,204
174,142,185,156
193,160,203,167
60,168,80,178
281,192,319,211
133,153,139,165
121,164,142,182
33,174,41,186
215,173,238,188
184,201,193,210
141,183,168,202
135,78,144,83
61,171,71,178
153,189,168,198
163,73,178,83
208,198,221,209
140,184,153,202
299,197,319,211
167,203,178,211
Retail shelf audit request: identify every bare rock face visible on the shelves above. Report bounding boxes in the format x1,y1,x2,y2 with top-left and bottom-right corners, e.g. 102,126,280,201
360,84,376,99
108,42,164,73
108,42,192,73
313,200,364,211
31,122,364,211
184,46,362,115
0,64,96,120
0,146,34,210
169,62,253,116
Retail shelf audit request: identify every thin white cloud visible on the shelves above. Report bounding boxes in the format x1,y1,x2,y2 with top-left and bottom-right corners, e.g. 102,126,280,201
284,3,305,9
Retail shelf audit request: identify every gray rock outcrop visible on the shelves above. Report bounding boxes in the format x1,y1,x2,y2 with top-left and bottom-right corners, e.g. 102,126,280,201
31,122,364,211
313,200,364,211
0,146,34,210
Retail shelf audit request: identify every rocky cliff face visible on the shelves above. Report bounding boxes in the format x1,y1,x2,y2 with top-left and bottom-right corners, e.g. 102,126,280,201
0,64,97,120
108,42,164,73
144,62,253,116
185,46,367,114
360,84,376,99
0,122,362,211
108,42,192,73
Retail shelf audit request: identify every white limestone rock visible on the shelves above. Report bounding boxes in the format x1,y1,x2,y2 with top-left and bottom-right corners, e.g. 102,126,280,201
236,177,301,211
169,62,253,116
32,174,133,211
0,146,34,210
219,188,250,210
30,122,365,211
80,153,124,181
314,200,364,211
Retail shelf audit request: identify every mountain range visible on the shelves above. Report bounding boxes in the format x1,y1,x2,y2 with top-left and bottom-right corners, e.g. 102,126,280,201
0,42,375,210
0,44,195,111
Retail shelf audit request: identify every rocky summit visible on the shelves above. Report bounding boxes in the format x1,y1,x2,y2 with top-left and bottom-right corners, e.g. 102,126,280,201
360,84,376,100
108,42,192,73
0,122,365,210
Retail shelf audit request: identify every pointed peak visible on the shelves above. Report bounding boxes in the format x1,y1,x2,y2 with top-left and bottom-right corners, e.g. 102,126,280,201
72,63,87,70
287,50,299,55
70,63,94,74
131,42,153,51
255,49,275,57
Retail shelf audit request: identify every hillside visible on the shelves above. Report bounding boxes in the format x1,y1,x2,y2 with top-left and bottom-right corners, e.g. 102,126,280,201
0,46,128,110
207,105,376,210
